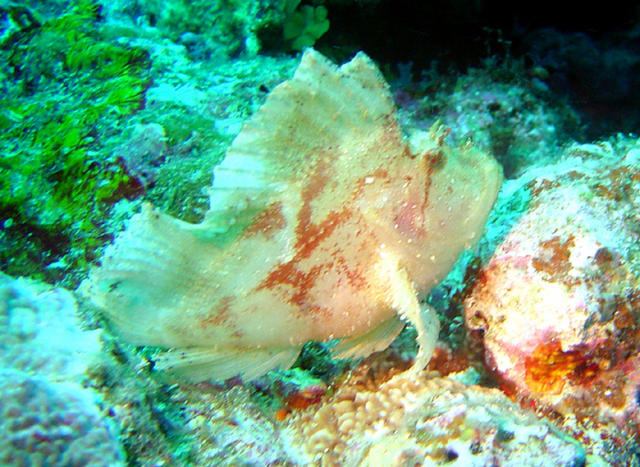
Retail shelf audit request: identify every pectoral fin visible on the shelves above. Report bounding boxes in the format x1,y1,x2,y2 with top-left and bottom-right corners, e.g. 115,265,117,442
332,315,405,361
153,345,302,382
387,266,440,373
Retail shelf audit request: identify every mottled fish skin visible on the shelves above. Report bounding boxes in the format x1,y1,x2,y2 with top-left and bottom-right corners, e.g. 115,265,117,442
82,50,502,382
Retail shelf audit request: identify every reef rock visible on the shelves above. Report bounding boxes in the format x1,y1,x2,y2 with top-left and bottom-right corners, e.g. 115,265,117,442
465,139,640,431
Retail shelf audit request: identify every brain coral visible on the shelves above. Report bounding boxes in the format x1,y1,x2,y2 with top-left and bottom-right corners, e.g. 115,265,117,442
0,272,101,379
0,369,124,466
0,273,124,465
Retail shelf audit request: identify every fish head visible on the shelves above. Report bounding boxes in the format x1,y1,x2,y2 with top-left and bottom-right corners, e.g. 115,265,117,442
381,123,503,294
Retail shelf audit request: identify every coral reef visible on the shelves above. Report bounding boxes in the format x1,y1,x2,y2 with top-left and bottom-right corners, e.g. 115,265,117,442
93,345,594,466
150,0,271,58
5,1,640,464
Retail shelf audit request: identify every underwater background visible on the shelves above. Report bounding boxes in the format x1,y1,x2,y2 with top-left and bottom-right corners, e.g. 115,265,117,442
2,0,640,465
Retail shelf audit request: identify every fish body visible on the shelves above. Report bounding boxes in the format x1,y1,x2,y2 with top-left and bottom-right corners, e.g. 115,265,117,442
83,50,502,381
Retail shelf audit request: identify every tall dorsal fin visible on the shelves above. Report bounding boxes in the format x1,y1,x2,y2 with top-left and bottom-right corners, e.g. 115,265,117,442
204,49,404,233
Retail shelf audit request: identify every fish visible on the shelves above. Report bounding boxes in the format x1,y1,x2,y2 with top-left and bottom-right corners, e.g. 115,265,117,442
81,49,502,382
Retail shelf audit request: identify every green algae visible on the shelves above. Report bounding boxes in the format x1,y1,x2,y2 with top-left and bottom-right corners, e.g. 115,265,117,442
0,0,150,285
